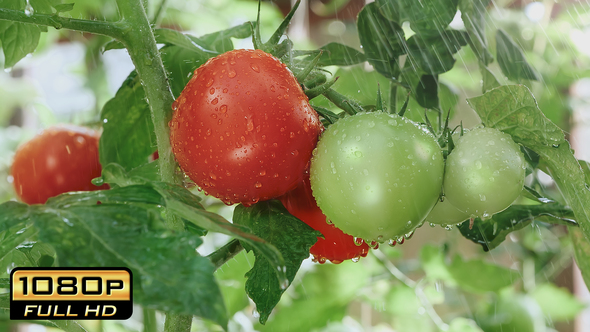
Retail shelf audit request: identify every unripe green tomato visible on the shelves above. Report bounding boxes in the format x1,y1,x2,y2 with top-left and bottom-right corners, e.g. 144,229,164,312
310,112,444,242
424,198,470,225
444,127,526,218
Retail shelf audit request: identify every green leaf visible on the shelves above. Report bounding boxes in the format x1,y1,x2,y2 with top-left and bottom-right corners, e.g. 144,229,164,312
457,203,575,251
460,0,493,65
448,255,519,293
53,3,74,13
401,69,439,109
99,72,156,170
479,64,500,93
259,260,369,331
467,85,590,243
0,0,59,68
155,29,217,56
398,0,459,35
495,30,539,81
315,42,366,67
160,44,215,98
233,201,318,324
375,0,400,23
405,30,469,75
357,2,405,78
27,188,229,327
198,22,252,53
531,283,586,321
0,22,40,68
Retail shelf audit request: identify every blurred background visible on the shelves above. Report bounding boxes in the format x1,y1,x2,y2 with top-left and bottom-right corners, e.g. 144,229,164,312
1,0,590,331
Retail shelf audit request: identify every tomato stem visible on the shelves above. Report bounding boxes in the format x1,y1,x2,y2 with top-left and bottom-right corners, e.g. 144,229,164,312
0,8,125,38
207,239,245,270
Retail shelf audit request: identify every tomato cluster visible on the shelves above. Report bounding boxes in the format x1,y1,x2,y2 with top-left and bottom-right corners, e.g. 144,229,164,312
168,49,527,261
11,125,108,204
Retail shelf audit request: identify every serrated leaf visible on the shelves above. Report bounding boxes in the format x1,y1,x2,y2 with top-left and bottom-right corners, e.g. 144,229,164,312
448,255,518,293
467,85,590,244
314,42,366,67
531,283,586,321
99,72,156,170
357,2,405,78
467,85,565,149
26,190,226,327
460,0,493,65
495,29,539,81
405,30,469,75
233,201,318,325
458,203,574,251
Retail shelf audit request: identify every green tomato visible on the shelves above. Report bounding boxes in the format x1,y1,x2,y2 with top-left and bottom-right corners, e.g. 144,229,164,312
310,112,444,242
424,198,470,225
444,127,526,218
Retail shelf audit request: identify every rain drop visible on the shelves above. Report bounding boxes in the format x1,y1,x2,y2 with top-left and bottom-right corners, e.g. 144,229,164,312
254,182,262,188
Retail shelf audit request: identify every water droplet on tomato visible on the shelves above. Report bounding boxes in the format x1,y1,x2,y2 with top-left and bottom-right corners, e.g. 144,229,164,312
250,63,260,72
211,98,218,105
388,239,397,247
247,119,254,131
351,256,360,263
255,182,262,188
354,237,364,246
206,78,214,87
259,170,266,176
290,132,295,138
475,160,482,169
291,150,299,156
354,151,363,158
228,70,236,78
317,257,327,264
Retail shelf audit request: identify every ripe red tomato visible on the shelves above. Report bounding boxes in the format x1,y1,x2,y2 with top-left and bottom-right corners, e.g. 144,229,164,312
169,49,321,205
280,172,370,264
11,125,108,204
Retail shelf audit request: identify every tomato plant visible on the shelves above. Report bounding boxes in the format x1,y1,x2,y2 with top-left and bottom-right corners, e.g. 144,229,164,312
444,127,526,218
11,125,108,205
310,112,444,242
279,171,370,264
169,49,322,205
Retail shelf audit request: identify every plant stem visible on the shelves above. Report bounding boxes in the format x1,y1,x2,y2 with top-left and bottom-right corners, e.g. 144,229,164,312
114,1,188,331
143,307,158,332
164,313,192,332
207,239,244,270
0,8,124,39
114,0,183,232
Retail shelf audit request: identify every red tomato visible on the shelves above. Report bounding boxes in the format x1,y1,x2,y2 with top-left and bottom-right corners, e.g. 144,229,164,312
11,125,108,204
169,49,321,205
280,172,370,264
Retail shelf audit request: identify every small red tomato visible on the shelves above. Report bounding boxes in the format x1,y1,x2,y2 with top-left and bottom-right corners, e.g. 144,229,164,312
280,172,370,264
169,49,321,205
11,125,108,204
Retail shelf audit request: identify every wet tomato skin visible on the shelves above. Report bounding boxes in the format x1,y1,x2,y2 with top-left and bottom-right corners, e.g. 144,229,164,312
310,112,445,242
11,125,109,205
280,172,370,263
444,127,526,218
170,49,321,205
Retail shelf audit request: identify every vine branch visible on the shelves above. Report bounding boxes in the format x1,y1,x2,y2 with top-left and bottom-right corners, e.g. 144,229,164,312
0,8,124,39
